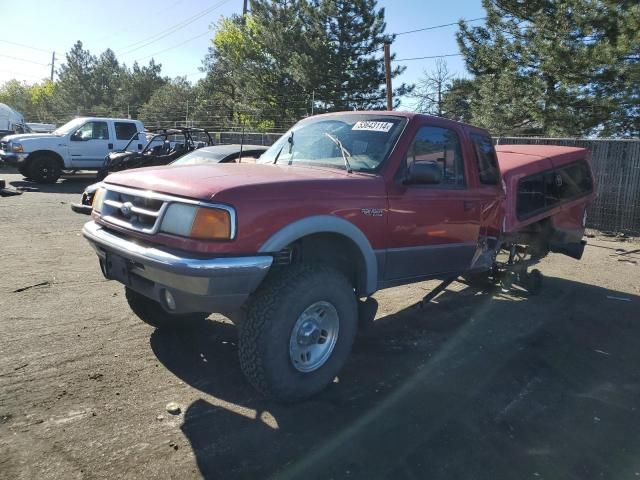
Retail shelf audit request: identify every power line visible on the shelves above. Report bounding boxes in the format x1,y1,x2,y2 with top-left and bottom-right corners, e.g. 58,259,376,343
0,69,47,80
0,39,53,54
0,54,50,66
117,0,232,56
395,53,462,62
94,0,187,43
136,29,213,62
392,17,486,36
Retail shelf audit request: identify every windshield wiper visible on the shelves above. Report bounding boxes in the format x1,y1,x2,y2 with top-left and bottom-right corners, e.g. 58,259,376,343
324,132,353,173
273,131,294,165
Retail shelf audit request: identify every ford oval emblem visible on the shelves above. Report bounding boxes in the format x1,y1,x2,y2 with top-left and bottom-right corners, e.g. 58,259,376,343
120,201,133,217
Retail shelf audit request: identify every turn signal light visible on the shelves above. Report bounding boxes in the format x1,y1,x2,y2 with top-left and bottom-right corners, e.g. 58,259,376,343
190,208,231,240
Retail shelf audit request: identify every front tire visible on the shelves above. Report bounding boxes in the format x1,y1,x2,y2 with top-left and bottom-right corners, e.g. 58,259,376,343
239,264,358,402
125,287,207,330
29,156,61,184
17,164,32,179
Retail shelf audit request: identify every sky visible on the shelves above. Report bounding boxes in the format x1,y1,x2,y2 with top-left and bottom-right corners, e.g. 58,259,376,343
0,0,486,109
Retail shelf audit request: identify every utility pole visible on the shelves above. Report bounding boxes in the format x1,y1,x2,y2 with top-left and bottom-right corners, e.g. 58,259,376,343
50,52,56,82
243,0,248,16
311,90,315,115
384,43,393,111
185,100,189,125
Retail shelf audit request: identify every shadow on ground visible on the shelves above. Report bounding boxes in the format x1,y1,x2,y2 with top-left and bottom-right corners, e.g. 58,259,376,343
151,277,640,480
9,175,96,194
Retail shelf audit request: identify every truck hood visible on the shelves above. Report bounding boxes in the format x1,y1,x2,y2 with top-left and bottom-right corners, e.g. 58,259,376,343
104,162,361,200
2,133,58,142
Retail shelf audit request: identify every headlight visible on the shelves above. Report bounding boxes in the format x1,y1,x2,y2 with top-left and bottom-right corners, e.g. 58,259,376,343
91,187,106,212
160,204,233,240
11,143,24,153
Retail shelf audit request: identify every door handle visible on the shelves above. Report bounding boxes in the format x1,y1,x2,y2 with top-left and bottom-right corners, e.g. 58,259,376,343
463,200,476,212
108,143,113,149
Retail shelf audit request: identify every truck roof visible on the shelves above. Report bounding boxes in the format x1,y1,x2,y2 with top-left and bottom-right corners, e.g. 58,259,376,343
74,117,143,123
309,110,492,135
496,145,588,177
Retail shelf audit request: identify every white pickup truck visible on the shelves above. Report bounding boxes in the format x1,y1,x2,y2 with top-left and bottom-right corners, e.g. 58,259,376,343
0,117,144,183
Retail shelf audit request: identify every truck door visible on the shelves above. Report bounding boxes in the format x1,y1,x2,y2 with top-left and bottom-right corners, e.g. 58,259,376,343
68,121,112,167
384,123,484,281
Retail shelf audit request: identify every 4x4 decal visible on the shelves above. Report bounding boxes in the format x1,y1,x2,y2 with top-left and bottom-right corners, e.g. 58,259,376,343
361,208,384,217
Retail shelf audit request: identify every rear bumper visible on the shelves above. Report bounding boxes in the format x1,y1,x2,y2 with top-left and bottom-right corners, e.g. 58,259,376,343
82,221,272,313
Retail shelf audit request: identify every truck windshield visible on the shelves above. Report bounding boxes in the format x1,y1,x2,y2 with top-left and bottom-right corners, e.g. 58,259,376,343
53,118,86,136
258,114,407,173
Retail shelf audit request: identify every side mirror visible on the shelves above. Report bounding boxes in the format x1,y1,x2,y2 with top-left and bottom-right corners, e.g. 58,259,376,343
71,132,88,141
404,161,442,185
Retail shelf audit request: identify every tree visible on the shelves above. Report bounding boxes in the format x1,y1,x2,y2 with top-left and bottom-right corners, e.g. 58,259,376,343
92,49,125,113
139,77,196,127
0,80,34,118
307,0,412,111
56,41,99,115
457,0,640,137
412,59,455,116
201,0,413,129
440,78,477,123
29,81,58,122
117,59,167,119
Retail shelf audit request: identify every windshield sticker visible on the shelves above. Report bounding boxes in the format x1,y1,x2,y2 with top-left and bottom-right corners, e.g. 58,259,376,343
352,121,394,133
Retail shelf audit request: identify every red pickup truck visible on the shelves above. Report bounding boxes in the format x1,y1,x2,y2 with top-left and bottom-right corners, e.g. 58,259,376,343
82,112,595,401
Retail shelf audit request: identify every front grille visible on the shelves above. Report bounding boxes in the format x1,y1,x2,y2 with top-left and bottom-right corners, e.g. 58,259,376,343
0,141,8,151
101,187,168,234
98,185,237,239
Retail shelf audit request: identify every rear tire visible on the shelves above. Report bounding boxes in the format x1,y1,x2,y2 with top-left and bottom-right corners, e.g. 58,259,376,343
29,156,61,184
125,287,207,330
526,269,543,295
239,264,358,402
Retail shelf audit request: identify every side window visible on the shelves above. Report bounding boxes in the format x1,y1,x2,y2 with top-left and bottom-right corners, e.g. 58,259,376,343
471,133,500,185
93,122,109,140
407,126,465,186
517,172,559,218
555,161,594,200
115,122,138,140
75,123,94,140
75,122,109,140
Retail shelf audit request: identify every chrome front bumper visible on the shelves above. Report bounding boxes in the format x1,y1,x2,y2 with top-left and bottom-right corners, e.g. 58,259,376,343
0,150,28,166
82,221,273,313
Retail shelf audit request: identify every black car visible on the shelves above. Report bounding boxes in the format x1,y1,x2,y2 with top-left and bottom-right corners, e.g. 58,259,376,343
169,144,268,166
71,144,269,215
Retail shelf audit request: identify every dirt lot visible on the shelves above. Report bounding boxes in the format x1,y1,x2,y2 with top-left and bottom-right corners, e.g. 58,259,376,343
1,168,639,480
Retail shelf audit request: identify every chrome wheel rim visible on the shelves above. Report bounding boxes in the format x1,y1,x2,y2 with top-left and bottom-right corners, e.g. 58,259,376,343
289,301,339,373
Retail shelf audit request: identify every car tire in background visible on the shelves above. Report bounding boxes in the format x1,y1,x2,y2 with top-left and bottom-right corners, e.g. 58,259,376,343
28,155,61,184
238,264,358,402
124,287,208,330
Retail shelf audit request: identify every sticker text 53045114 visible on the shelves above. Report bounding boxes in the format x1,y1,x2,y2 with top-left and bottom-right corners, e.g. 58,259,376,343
352,121,394,133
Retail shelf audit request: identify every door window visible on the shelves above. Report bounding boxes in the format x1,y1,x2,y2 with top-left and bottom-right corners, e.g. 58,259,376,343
74,122,109,140
406,126,465,186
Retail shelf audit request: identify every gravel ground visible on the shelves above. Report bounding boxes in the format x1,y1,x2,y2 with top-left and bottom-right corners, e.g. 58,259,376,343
1,169,639,480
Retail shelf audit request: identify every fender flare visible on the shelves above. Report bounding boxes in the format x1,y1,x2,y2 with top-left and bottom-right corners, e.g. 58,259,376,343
258,215,378,295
